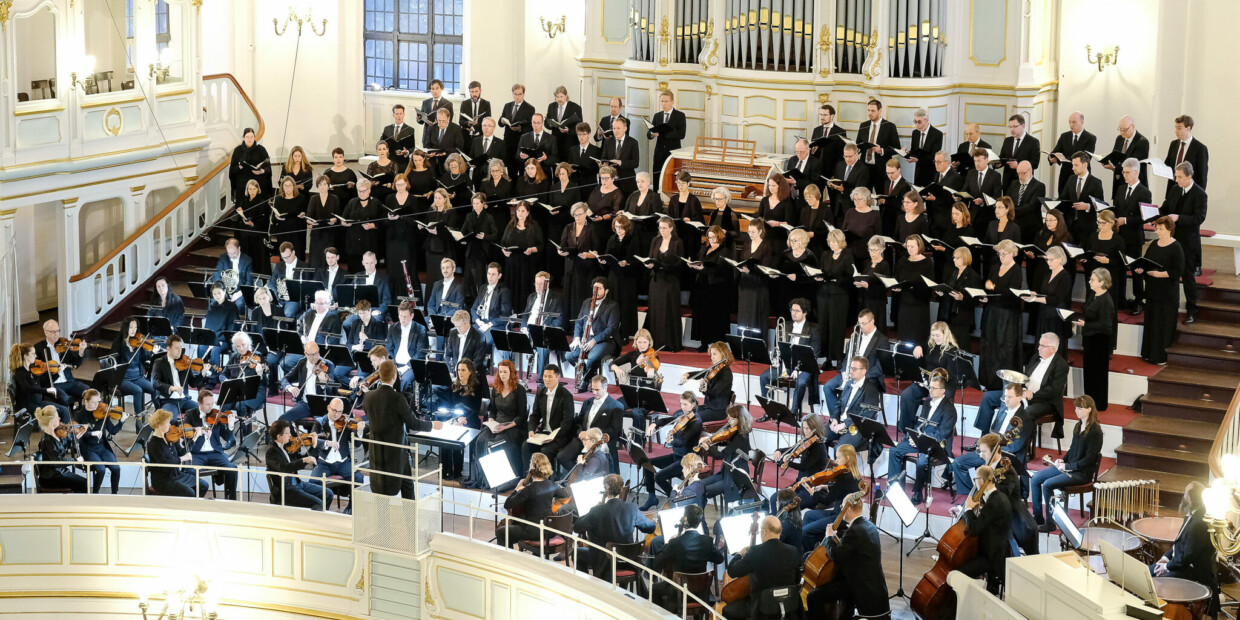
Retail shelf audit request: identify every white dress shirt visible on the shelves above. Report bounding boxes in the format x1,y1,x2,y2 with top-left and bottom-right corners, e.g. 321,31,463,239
1028,356,1053,393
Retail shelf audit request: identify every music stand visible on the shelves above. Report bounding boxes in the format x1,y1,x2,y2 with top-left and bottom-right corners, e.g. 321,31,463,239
336,283,379,309
777,340,818,412
755,395,798,487
238,285,260,308
725,332,771,408
263,328,305,358
944,349,980,444
284,279,323,307
625,437,656,503
479,449,518,541
427,314,453,338
492,329,535,379
305,394,334,421
876,343,920,434
229,430,264,501
92,364,129,402
529,324,570,373
144,316,174,339
882,482,920,603
219,375,263,426
904,431,954,554
187,281,211,299
321,344,353,370
849,413,897,522
179,326,218,361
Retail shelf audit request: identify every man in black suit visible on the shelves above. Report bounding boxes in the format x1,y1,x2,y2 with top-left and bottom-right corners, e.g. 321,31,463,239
823,356,884,454
557,375,624,474
973,332,1069,437
1152,482,1219,616
379,104,417,172
348,251,393,317
1162,162,1207,321
924,151,964,236
276,341,335,423
820,309,888,412
265,420,333,509
959,465,1012,594
651,504,725,613
594,96,627,143
876,159,911,227
517,113,558,175
1062,151,1106,242
272,241,309,317
810,103,849,175
954,123,992,174
458,80,491,138
721,516,802,620
856,99,902,190
184,391,239,500
885,375,956,504
500,83,536,170
152,335,197,416
999,114,1040,189
471,262,512,357
1006,161,1047,244
418,79,454,148
784,138,822,203
572,474,657,578
804,488,889,619
965,148,1003,230
469,118,506,185
313,247,349,297
1105,115,1149,196
443,309,487,371
545,85,583,154
909,108,944,186
1046,111,1096,194
522,271,566,372
1114,159,1153,311
363,361,440,498
424,108,465,172
522,364,576,467
563,122,602,187
386,301,430,389
1164,114,1209,191
649,89,687,189
758,299,821,418
602,117,640,195
33,319,90,404
827,143,868,222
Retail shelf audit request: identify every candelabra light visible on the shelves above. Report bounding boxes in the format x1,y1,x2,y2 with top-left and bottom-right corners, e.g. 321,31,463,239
1085,44,1119,72
274,6,327,36
1204,454,1240,556
138,575,220,620
540,15,565,39
70,55,98,93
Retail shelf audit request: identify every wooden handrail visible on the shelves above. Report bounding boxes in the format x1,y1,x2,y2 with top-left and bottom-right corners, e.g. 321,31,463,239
69,73,264,283
1208,381,1240,479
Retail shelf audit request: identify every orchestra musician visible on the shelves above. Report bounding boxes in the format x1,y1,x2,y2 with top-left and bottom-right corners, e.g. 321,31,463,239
363,360,441,499
459,81,490,138
349,252,394,320
110,317,158,412
699,405,754,504
522,364,576,468
565,278,621,390
757,298,821,418
34,319,91,404
271,241,305,317
285,289,342,373
821,309,888,416
10,343,71,422
770,414,829,507
212,238,254,311
310,397,367,511
804,486,889,620
202,283,239,367
314,247,350,296
147,408,208,497
427,257,466,336
958,465,1012,594
335,300,388,384
213,332,268,427
278,341,335,424
823,356,882,455
679,341,733,423
184,391,239,501
639,392,704,511
884,375,956,505
897,322,961,434
952,391,1031,500
610,328,662,428
149,276,185,330
555,375,622,475
572,474,656,579
521,271,565,373
495,453,570,548
471,262,513,358
973,332,1068,438
348,345,390,394
720,516,802,620
35,405,88,493
265,419,334,510
386,301,430,390
1033,396,1103,533
72,389,127,494
442,308,487,371
651,503,724,613
1151,481,1219,617
799,444,862,552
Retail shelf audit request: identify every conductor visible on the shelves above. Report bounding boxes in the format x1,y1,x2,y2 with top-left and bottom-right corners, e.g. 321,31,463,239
363,360,442,499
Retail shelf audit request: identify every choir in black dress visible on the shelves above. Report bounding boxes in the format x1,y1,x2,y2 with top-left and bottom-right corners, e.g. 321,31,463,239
1079,269,1117,409
502,204,544,309
646,218,684,352
937,248,982,349
815,231,855,365
894,237,934,345
979,242,1024,390
736,227,774,338
560,206,598,320
1140,220,1186,364
306,180,341,268
604,216,641,338
272,177,307,258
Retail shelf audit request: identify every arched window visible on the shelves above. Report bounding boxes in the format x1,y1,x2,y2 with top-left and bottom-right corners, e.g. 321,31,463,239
364,0,464,92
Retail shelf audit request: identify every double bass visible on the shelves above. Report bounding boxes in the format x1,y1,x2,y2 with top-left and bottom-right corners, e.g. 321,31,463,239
800,480,869,597
720,511,761,604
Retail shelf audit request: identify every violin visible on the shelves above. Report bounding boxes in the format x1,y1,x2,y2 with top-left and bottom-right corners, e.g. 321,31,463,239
127,334,156,352
332,416,360,432
789,463,848,494
54,423,86,438
237,352,263,369
284,432,316,454
55,337,107,355
778,435,821,472
203,408,230,426
30,359,61,376
693,423,738,453
636,348,661,372
92,403,126,421
164,424,195,442
663,411,697,446
174,355,209,373
704,359,727,381
359,371,381,390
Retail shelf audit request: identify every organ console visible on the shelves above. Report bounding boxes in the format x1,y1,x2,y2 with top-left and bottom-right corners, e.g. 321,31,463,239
657,137,782,211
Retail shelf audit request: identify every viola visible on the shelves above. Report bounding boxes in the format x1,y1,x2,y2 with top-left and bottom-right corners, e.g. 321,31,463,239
127,334,156,352
778,435,821,472
284,433,316,454
636,348,661,372
92,403,125,421
174,355,208,373
693,423,738,453
30,359,60,376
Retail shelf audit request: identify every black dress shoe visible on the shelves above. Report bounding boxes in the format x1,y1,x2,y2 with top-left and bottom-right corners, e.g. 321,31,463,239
1037,522,1058,533
911,492,925,506
1186,313,1197,324
756,415,772,423
1131,304,1143,316
1195,266,1203,277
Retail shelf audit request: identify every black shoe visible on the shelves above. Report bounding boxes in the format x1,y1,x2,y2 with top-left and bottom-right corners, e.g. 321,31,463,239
1186,313,1197,324
911,492,924,506
1195,266,1203,277
639,497,658,511
756,415,772,423
1037,522,1057,533
1033,514,1045,526
1131,303,1143,316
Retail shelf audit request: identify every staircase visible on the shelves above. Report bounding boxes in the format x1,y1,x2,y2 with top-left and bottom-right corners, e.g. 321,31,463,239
96,242,226,343
1101,279,1240,511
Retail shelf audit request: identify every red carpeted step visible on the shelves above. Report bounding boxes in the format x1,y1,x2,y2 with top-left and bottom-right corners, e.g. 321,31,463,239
1064,350,1160,377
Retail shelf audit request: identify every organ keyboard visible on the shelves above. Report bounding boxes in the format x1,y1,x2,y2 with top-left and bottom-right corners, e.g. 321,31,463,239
657,137,783,212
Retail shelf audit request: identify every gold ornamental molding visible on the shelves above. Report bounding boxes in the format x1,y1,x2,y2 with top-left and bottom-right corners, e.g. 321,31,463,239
658,16,670,66
0,1,12,33
817,25,832,77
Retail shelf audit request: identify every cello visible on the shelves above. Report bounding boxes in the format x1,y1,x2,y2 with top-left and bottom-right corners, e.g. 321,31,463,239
800,480,869,597
720,511,762,604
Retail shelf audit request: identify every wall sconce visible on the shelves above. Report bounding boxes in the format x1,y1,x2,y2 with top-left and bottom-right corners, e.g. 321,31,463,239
137,575,219,620
149,47,173,83
540,16,565,40
274,6,327,36
1085,44,1119,72
71,55,98,93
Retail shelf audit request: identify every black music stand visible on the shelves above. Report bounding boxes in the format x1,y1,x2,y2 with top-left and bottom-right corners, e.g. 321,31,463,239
336,283,379,309
179,326,218,360
305,394,335,425
229,430,264,501
321,344,353,370
777,340,819,416
284,279,323,307
944,348,980,444
187,281,211,299
263,328,304,359
143,316,174,339
849,413,897,524
529,324,570,369
904,431,954,554
427,314,453,339
92,365,129,403
624,434,657,503
238,285,260,308
876,342,921,436
492,329,535,378
725,331,771,407
755,395,798,487
219,375,263,426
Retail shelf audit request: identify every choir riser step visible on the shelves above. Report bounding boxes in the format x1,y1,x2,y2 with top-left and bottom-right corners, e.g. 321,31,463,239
1121,430,1214,453
1115,453,1210,478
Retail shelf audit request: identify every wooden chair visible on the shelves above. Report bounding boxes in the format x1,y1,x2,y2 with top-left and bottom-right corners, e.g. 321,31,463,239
30,79,52,99
1059,468,1101,521
31,454,74,494
672,570,714,619
606,541,646,594
1032,412,1063,455
516,513,572,565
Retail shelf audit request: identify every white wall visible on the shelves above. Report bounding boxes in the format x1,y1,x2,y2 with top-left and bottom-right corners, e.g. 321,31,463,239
83,0,135,91
1057,0,1236,232
14,6,57,101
